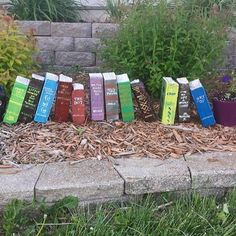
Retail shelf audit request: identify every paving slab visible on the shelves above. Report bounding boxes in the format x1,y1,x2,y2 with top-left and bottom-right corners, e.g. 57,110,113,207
35,160,124,202
114,157,191,195
0,165,44,206
185,152,236,189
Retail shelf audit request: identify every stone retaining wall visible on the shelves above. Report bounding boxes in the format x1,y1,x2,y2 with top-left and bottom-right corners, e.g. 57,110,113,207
18,21,236,72
17,21,119,72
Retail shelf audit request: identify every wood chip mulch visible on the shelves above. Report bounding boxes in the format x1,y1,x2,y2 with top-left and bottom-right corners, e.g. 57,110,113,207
0,121,235,165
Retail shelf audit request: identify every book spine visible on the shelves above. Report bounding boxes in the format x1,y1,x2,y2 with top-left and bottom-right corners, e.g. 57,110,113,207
34,79,58,123
0,85,7,122
131,82,156,122
54,81,72,122
18,78,44,123
90,75,105,121
104,79,119,121
190,86,216,127
178,83,191,122
161,83,179,125
72,89,86,125
3,77,29,124
118,81,134,122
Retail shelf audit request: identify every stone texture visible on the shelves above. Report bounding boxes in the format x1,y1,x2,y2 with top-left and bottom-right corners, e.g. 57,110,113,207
0,165,43,206
17,21,51,36
114,158,191,195
35,160,124,202
80,10,109,23
186,152,236,189
36,37,74,51
51,23,92,38
34,51,55,65
74,38,101,52
92,23,119,38
55,52,95,66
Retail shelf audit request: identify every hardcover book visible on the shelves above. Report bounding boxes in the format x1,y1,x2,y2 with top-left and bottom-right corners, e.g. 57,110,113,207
189,79,216,127
0,85,7,122
131,79,156,122
71,83,86,125
3,76,30,124
176,77,191,122
117,74,134,122
159,77,179,125
34,73,59,123
103,72,119,121
54,74,73,122
18,74,45,123
89,73,105,121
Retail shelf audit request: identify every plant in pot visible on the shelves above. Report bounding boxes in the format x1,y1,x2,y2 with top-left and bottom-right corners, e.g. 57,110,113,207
212,72,236,127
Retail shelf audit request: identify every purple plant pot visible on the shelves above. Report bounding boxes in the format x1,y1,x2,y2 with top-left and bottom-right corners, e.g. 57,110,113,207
213,99,236,127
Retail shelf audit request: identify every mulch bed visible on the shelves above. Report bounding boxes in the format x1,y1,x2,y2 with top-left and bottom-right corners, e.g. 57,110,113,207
0,72,235,166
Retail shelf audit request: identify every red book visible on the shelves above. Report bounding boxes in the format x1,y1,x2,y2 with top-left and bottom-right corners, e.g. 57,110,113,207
71,83,86,125
54,74,73,122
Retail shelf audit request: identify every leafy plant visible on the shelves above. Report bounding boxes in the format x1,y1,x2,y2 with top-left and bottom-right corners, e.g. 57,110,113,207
9,0,82,22
0,13,37,95
101,0,234,97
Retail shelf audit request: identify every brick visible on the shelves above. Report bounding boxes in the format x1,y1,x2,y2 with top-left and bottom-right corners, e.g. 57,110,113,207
114,158,191,195
0,165,43,206
51,23,92,38
35,160,124,202
17,21,51,36
74,38,101,52
186,152,236,189
34,51,54,65
92,23,119,38
80,10,109,23
36,37,73,51
55,52,95,66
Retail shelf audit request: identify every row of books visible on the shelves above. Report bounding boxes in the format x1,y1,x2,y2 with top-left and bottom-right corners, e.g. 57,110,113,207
161,77,216,127
0,72,216,127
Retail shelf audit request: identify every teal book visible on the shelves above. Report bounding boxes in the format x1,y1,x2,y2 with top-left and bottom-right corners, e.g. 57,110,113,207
117,74,134,122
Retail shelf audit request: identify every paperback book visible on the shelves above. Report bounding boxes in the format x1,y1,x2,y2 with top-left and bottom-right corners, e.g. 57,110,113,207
34,73,59,123
117,74,134,122
3,76,30,124
71,83,86,125
131,79,156,122
103,72,119,121
160,77,179,125
19,74,45,123
89,73,105,121
0,85,7,122
54,74,73,122
176,77,191,122
189,79,216,127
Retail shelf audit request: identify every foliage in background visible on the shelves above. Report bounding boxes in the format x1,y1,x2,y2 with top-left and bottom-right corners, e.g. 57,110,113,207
9,0,82,22
102,0,235,97
0,13,37,95
2,191,236,235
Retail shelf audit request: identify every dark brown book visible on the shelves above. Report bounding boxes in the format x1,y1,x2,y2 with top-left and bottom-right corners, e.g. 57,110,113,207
103,72,119,121
54,74,73,122
0,85,7,122
18,74,45,123
177,77,191,122
131,79,157,122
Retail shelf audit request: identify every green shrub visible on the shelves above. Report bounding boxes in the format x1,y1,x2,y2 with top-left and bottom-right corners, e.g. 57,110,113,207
9,0,81,22
0,14,37,95
101,0,234,97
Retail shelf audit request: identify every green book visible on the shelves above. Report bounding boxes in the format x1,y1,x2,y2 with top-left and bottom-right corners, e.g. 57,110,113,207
117,74,134,122
160,77,179,125
3,76,30,124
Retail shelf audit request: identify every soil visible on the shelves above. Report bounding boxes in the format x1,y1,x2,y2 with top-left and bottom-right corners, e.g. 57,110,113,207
214,92,236,102
0,72,235,166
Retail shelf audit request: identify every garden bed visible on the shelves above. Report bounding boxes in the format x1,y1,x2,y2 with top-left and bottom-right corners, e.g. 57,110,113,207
0,72,235,166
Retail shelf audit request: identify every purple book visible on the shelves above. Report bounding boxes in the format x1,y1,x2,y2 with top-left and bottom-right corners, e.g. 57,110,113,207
89,73,105,121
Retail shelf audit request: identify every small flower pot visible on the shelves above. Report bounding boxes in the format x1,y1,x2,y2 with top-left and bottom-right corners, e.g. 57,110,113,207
213,99,236,127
